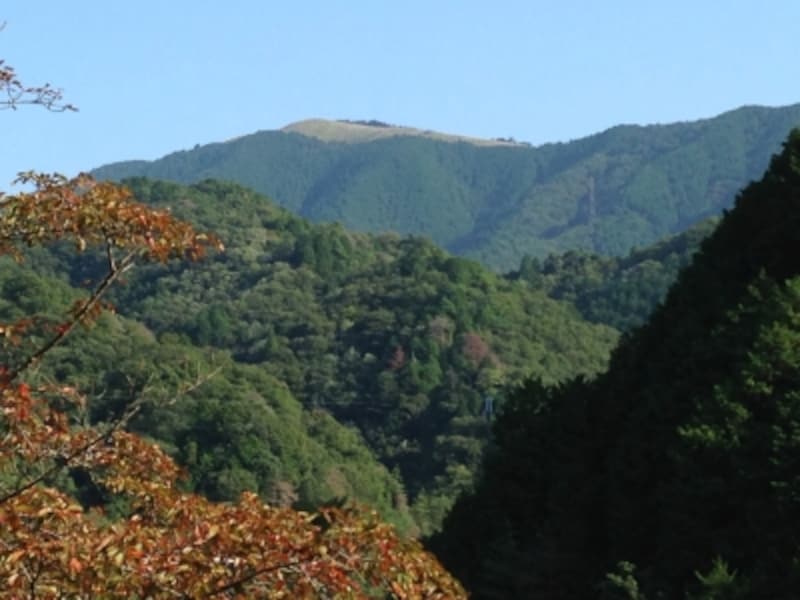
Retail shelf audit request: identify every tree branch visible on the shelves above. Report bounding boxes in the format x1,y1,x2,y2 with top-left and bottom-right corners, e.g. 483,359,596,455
0,348,221,507
0,40,77,113
5,249,137,383
204,559,304,598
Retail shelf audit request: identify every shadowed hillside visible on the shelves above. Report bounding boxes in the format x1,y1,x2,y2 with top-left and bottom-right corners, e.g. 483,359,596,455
433,129,800,598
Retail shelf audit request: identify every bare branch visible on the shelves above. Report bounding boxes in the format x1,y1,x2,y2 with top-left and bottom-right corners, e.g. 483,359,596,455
0,50,76,112
106,236,117,272
169,365,223,405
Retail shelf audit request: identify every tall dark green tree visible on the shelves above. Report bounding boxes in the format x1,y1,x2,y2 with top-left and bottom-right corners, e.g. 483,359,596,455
434,129,800,598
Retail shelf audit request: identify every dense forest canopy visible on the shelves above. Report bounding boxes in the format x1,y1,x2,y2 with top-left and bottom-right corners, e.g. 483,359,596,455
8,172,714,545
513,217,717,330
93,104,800,270
433,130,800,598
24,177,616,535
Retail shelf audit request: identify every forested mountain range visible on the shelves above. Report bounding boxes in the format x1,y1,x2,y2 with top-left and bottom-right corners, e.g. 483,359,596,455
93,104,800,270
432,131,800,597
18,96,800,596
14,177,617,535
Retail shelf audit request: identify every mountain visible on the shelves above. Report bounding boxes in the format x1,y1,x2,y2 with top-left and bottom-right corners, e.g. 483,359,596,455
432,130,800,597
93,104,800,271
0,257,413,528
28,177,617,535
513,217,718,330
281,118,525,146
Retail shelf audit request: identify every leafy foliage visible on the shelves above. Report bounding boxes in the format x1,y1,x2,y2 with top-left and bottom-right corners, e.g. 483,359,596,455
33,177,615,535
0,174,464,598
433,130,800,598
0,58,464,597
513,217,718,330
93,105,800,270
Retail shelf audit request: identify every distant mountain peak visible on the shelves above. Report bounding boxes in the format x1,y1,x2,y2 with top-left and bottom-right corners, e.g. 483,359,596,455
280,118,528,147
93,103,800,271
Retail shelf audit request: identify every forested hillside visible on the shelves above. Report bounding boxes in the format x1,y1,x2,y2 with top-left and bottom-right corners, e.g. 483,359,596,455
12,10,799,595
25,177,617,535
0,172,464,597
0,258,416,527
433,131,800,598
513,217,717,330
93,104,800,270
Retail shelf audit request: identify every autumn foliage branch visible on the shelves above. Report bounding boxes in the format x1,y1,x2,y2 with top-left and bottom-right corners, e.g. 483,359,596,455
0,172,223,383
0,173,464,596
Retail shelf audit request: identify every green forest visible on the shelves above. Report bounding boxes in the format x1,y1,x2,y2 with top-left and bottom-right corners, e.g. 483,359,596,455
432,130,800,598
8,177,621,537
514,217,717,330
93,103,800,270
17,127,800,596
5,53,800,594
6,7,800,595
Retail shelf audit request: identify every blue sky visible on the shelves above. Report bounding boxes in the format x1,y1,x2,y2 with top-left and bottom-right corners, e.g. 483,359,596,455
2,1,799,187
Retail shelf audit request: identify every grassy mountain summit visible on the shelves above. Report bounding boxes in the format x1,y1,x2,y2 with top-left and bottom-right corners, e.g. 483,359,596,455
281,118,524,146
93,104,800,270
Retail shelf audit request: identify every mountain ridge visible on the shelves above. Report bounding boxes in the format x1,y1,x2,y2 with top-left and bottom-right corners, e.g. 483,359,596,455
93,103,800,270
280,118,527,146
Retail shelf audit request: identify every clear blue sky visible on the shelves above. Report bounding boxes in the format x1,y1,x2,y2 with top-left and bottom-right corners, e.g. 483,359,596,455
2,1,799,187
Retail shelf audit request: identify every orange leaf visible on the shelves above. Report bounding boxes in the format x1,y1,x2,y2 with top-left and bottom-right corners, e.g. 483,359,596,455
69,557,83,574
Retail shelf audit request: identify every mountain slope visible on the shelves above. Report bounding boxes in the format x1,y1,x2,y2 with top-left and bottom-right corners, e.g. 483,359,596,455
433,130,800,597
0,258,411,528
93,104,800,270
38,177,617,535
